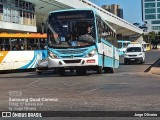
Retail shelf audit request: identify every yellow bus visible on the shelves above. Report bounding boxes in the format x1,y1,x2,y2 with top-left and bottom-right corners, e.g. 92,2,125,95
130,42,151,51
142,43,151,51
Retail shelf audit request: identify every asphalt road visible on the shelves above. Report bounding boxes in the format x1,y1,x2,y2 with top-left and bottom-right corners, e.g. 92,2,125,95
0,50,160,120
117,50,160,73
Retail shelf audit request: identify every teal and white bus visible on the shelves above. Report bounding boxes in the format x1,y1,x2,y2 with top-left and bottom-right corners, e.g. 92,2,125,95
117,40,131,56
47,9,119,75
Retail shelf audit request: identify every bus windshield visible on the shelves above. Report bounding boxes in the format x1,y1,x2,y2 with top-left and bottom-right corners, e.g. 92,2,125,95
48,11,96,48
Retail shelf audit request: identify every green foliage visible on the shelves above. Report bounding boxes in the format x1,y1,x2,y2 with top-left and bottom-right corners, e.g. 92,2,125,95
142,31,160,46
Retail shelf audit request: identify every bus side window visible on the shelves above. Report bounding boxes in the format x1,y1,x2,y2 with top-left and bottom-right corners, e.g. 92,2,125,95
20,44,24,50
96,16,101,42
106,28,112,44
101,24,108,41
0,38,10,51
112,33,117,47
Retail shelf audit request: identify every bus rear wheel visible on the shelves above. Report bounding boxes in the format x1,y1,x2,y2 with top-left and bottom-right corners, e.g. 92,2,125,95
104,67,115,73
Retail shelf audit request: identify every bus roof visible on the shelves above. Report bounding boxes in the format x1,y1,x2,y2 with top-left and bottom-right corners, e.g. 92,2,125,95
0,33,47,38
48,8,116,33
49,8,97,14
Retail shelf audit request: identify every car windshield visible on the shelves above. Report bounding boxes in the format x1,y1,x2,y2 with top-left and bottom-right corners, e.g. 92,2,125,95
126,47,141,52
47,12,96,48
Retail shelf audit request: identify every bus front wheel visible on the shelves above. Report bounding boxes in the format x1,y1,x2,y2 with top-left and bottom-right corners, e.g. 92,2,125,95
59,68,65,76
97,66,103,74
76,69,86,76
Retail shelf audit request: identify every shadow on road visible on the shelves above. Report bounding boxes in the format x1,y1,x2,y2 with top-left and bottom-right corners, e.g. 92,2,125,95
0,71,96,79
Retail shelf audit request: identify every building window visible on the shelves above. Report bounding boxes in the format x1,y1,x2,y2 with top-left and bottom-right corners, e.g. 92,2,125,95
157,2,160,7
0,4,3,13
15,0,19,7
152,20,160,24
145,3,155,8
157,14,160,19
0,0,35,26
152,26,160,30
145,14,156,19
145,8,156,14
145,0,155,2
157,8,160,13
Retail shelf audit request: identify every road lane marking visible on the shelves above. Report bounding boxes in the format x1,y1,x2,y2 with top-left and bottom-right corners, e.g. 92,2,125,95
81,88,98,95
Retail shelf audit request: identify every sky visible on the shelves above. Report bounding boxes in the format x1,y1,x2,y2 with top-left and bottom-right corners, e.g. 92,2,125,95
89,0,143,24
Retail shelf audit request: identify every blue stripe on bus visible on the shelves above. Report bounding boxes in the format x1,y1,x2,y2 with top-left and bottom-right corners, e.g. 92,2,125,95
19,50,47,69
98,55,113,67
104,56,114,67
98,54,119,68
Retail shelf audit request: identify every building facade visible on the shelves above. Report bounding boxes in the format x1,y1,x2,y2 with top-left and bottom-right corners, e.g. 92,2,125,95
0,0,36,32
142,0,160,33
102,4,123,19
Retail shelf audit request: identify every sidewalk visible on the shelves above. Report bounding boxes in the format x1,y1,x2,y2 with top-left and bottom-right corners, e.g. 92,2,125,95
149,57,160,75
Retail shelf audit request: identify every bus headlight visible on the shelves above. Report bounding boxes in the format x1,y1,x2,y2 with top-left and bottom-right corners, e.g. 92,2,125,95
48,52,59,59
86,49,97,57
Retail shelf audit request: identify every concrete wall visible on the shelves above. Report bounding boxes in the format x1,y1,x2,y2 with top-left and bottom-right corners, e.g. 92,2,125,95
0,21,37,32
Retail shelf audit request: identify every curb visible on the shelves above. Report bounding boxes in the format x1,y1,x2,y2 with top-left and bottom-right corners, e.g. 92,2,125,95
147,57,160,74
144,57,160,72
149,67,160,75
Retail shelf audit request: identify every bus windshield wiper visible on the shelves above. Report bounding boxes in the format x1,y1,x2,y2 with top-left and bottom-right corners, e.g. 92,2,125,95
48,24,60,44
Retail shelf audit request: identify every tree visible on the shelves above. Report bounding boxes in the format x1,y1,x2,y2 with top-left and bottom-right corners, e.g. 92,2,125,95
142,31,160,49
149,31,160,49
142,33,149,43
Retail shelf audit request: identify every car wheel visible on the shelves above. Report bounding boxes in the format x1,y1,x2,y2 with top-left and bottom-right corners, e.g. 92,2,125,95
143,60,145,63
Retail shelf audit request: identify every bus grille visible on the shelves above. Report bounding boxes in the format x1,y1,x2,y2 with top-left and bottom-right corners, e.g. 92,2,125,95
61,55,83,58
63,60,81,64
56,49,87,54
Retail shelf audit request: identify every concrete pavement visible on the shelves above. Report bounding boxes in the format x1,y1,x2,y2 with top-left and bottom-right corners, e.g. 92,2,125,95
149,56,160,75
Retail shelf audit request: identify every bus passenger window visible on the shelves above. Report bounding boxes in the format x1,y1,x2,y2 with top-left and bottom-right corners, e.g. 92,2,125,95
21,44,24,50
12,45,16,51
2,46,5,51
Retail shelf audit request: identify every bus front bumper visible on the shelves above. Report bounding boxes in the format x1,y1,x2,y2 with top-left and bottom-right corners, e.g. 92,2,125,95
48,55,99,69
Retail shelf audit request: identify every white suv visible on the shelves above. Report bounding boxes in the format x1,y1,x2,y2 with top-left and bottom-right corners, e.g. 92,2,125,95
124,44,145,64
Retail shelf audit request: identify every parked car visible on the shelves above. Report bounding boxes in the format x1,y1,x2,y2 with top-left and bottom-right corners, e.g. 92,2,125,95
124,44,145,64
